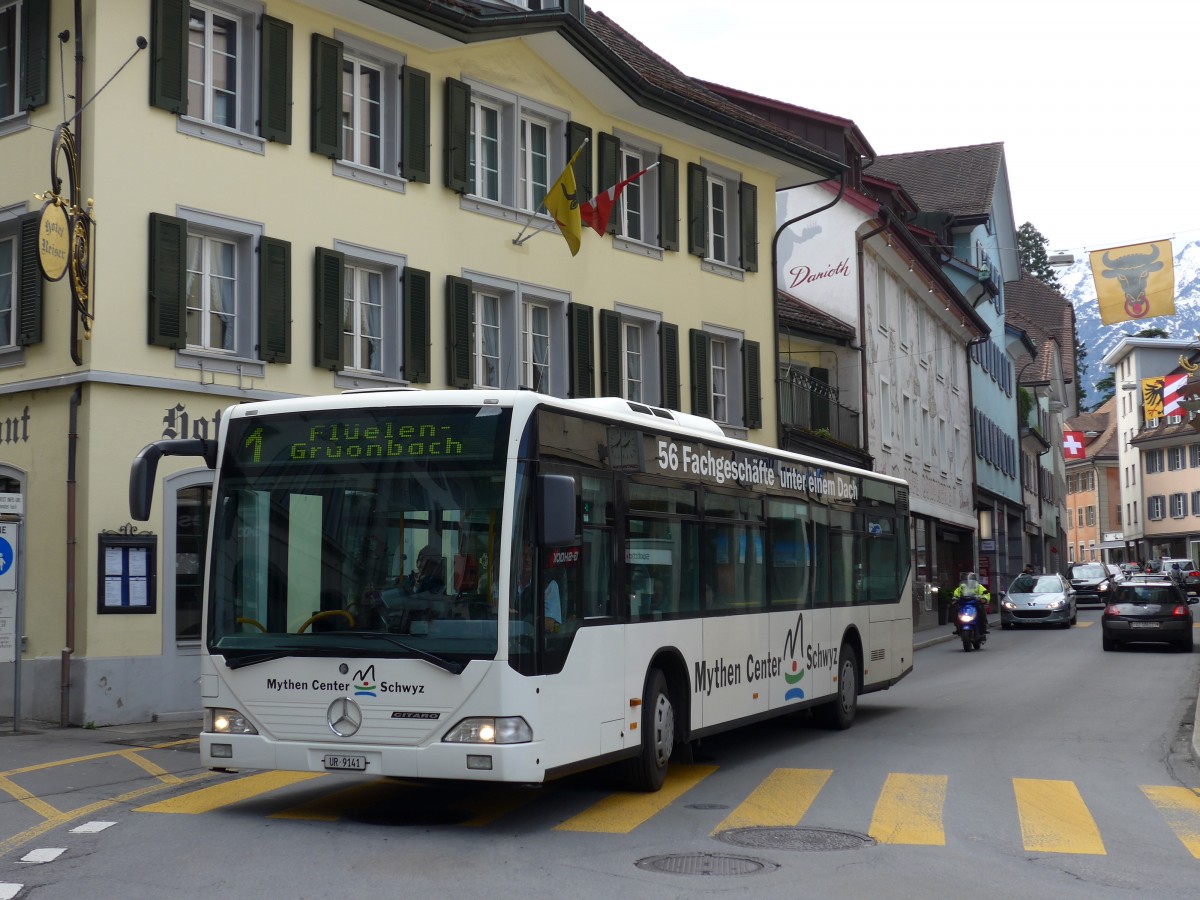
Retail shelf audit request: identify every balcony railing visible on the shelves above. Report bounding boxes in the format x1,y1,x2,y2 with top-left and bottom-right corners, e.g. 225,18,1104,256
777,368,861,449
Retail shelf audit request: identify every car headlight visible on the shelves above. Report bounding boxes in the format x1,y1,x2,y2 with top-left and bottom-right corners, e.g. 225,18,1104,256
443,716,532,744
1048,599,1066,610
1001,598,1016,610
206,707,258,735
1098,582,1111,592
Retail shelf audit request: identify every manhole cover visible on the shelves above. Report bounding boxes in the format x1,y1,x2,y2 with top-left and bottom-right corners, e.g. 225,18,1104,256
716,826,875,851
635,853,777,876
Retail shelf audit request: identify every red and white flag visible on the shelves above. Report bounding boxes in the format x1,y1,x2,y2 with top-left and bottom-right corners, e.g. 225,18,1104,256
579,164,654,237
1162,373,1189,416
1062,430,1086,460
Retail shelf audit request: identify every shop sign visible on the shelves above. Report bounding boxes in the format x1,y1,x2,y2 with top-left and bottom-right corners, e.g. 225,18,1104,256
0,494,23,516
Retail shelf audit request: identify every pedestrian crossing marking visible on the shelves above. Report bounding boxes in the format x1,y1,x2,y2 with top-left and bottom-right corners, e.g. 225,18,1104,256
553,764,716,834
0,775,62,819
134,771,323,814
870,773,947,845
711,768,831,834
1142,785,1200,858
1013,778,1105,855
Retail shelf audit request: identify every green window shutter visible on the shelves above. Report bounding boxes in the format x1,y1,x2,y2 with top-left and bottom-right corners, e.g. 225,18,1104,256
310,34,342,158
149,0,189,114
564,0,585,22
313,247,344,369
258,236,291,363
742,339,762,429
401,67,431,183
148,213,187,348
567,121,593,205
446,275,474,388
599,308,621,397
403,267,431,382
689,328,711,417
660,321,680,410
739,182,758,273
597,132,621,235
686,162,708,258
260,15,293,144
568,302,594,399
444,78,471,193
658,153,679,251
20,0,49,110
16,213,42,346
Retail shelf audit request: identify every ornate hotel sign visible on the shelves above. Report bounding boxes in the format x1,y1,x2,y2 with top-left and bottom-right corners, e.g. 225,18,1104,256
36,124,94,362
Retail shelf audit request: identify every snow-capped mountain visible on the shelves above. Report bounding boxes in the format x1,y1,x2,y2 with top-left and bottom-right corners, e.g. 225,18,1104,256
1053,238,1200,405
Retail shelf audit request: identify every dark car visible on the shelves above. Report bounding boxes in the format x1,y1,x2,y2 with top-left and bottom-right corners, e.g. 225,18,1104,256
1160,558,1200,597
1067,562,1117,607
1102,580,1196,652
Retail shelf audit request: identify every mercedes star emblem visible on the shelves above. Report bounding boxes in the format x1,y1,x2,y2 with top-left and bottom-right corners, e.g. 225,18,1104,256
327,697,363,737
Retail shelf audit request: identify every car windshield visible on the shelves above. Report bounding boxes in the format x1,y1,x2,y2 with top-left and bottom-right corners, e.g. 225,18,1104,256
1070,564,1106,579
1119,586,1179,603
1009,575,1062,594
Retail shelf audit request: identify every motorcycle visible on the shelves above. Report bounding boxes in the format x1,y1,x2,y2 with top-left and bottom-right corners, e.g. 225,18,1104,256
956,595,988,651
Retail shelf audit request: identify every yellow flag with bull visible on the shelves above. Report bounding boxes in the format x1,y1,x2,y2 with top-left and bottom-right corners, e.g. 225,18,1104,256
1089,240,1175,325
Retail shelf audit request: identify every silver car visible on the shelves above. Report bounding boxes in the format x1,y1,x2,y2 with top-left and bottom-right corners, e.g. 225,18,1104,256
1000,573,1077,629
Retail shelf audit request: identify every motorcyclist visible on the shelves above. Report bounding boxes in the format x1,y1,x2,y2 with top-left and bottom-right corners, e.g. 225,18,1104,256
951,572,991,636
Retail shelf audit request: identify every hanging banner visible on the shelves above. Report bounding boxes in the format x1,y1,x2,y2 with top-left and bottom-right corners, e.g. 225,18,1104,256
1089,240,1175,325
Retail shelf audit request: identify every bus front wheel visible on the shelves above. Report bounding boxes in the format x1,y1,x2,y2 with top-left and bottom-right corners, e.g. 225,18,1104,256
814,643,858,731
622,668,674,792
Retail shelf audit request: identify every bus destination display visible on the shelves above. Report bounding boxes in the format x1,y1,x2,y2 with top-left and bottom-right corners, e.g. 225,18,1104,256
230,410,504,466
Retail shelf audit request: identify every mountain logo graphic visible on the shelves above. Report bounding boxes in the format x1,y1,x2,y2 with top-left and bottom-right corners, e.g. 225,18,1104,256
353,664,377,698
781,612,806,701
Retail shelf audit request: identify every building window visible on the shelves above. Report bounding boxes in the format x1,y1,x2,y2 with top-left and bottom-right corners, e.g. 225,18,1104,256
1,0,49,127
880,380,892,445
1168,447,1185,470
1145,449,1164,474
1170,493,1187,518
474,291,501,388
0,231,13,348
343,264,383,373
1086,506,1095,527
687,161,756,273
342,55,382,169
522,299,551,393
1147,495,1165,520
620,147,645,242
464,80,568,216
600,306,670,407
186,233,238,353
188,4,240,129
623,320,643,402
689,326,760,430
1192,490,1200,516
710,338,729,423
707,172,733,264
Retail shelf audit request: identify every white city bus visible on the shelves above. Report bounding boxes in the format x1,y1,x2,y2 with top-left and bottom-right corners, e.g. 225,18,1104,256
131,390,912,791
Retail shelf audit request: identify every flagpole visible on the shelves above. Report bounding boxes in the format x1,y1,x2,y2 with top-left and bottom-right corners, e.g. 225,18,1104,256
513,138,589,247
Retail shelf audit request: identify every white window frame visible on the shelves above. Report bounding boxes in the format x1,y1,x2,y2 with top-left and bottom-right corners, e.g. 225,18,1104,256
332,242,407,387
179,0,264,152
613,303,663,406
463,79,568,223
701,159,742,270
175,206,264,377
1168,446,1185,470
611,131,662,258
702,323,746,429
464,270,569,396
710,337,729,424
1148,495,1165,521
470,99,502,202
1171,493,1187,519
0,226,14,350
521,298,551,393
334,31,406,193
185,232,239,355
880,379,893,448
0,0,24,125
519,113,551,212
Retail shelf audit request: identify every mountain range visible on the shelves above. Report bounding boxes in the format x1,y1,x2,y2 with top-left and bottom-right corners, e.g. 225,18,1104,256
1050,238,1200,408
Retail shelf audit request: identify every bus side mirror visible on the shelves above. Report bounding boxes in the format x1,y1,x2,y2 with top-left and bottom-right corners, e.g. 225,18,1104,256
129,438,217,521
538,474,576,547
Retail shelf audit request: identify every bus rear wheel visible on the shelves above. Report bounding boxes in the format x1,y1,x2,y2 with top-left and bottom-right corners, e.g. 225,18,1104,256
814,643,858,730
622,669,674,792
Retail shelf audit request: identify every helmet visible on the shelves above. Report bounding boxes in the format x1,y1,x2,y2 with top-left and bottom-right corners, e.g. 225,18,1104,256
962,573,980,595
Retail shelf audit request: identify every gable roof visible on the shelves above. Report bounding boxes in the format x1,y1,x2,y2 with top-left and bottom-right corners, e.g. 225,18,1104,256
777,290,856,341
1005,273,1077,387
870,143,1004,219
1066,397,1118,461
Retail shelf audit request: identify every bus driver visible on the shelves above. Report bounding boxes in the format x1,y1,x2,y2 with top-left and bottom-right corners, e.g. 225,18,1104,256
515,543,562,633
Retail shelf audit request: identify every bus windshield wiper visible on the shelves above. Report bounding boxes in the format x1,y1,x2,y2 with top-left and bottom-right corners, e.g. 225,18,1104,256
335,633,465,674
222,646,343,669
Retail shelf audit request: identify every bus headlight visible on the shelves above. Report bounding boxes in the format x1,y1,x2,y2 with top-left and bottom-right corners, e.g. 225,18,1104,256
206,708,259,735
443,717,532,744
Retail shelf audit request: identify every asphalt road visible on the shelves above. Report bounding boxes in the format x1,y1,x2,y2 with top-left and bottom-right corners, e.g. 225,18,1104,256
3,609,1199,900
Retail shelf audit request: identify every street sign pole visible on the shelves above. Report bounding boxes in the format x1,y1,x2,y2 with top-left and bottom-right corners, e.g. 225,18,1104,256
0,520,20,731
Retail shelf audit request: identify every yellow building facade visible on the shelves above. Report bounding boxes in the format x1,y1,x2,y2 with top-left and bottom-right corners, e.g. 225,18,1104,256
0,1,840,724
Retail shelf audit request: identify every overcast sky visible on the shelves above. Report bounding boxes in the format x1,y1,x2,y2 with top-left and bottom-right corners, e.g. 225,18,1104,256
586,0,1200,259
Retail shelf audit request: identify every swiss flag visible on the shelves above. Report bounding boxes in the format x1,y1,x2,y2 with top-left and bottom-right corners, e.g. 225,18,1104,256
1062,430,1087,460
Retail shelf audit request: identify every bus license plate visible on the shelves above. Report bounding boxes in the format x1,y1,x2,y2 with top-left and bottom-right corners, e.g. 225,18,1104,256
323,754,367,771
1130,621,1160,629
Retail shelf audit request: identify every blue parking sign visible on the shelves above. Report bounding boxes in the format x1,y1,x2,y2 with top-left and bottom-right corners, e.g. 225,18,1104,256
0,530,14,590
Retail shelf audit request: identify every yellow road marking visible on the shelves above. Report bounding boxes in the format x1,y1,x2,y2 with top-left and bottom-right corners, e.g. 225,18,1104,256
870,773,947,845
0,736,198,779
712,768,831,833
135,771,324,814
1142,785,1200,858
1013,778,1105,855
118,749,183,784
554,764,716,834
0,772,214,859
1075,621,1095,628
0,775,62,819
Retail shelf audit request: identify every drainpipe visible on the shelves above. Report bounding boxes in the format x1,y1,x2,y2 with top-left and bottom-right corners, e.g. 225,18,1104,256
771,173,846,448
63,384,81,725
854,212,888,463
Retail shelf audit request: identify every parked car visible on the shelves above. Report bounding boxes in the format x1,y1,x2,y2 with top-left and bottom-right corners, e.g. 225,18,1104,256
1001,573,1077,629
1105,564,1126,584
1101,580,1196,652
1119,563,1142,576
1066,562,1118,607
1159,558,1200,596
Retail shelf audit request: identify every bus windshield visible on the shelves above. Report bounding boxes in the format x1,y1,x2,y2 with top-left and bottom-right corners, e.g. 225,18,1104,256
206,406,511,667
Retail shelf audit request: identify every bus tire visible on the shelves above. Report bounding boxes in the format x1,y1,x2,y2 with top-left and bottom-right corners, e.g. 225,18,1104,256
622,669,674,792
814,643,858,731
